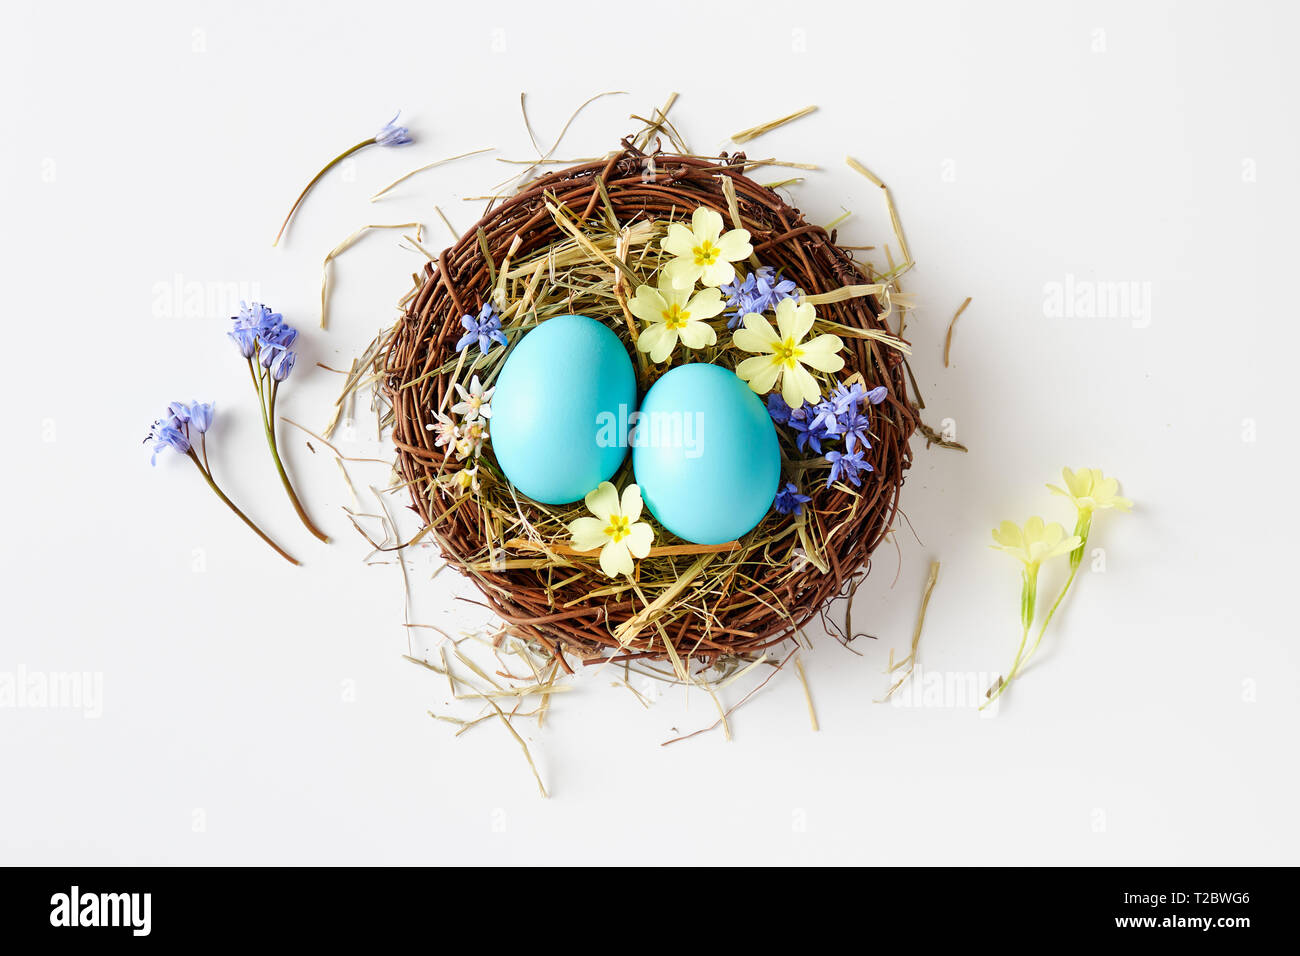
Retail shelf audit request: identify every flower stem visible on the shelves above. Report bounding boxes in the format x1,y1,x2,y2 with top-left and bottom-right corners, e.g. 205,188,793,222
186,449,300,566
247,358,271,431
1021,524,1090,670
981,564,1038,710
982,619,1032,710
264,380,330,543
272,139,374,247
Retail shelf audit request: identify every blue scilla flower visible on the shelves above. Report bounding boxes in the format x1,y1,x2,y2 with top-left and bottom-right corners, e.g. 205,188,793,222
187,401,214,433
229,302,298,358
142,400,299,564
867,385,888,405
276,117,417,246
766,393,794,425
166,400,214,433
374,112,414,147
808,398,842,437
720,273,757,330
788,403,834,454
774,481,812,516
826,447,872,489
259,316,298,350
720,266,798,330
145,410,193,465
225,300,325,542
828,382,865,415
232,302,278,331
229,325,257,358
456,303,508,355
750,265,798,313
271,349,296,382
838,404,873,454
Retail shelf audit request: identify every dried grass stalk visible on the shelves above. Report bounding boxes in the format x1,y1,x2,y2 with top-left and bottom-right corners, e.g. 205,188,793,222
731,105,818,145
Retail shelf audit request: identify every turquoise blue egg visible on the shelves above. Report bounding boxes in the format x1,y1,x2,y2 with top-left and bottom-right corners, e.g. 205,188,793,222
490,314,636,505
632,363,780,545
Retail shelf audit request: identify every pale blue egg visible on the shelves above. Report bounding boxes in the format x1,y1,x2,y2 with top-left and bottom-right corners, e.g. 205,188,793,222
490,314,636,504
632,363,780,545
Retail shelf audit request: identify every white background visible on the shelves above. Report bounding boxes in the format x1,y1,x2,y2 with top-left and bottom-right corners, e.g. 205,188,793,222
2,0,1296,865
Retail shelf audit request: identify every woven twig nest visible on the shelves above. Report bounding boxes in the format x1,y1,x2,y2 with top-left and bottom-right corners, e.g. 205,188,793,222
385,141,918,668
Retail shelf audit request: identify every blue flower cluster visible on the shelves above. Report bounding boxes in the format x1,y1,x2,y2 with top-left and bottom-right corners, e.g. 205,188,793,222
228,302,299,381
145,401,214,465
456,303,508,355
720,266,798,329
768,383,889,489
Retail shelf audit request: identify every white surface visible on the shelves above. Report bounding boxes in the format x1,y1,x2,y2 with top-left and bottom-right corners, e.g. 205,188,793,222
2,0,1297,865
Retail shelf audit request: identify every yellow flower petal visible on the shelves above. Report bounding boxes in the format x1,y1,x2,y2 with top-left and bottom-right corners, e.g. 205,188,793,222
797,334,845,372
625,521,654,560
662,257,702,290
775,298,815,342
655,275,692,306
691,206,724,242
677,321,716,350
1064,467,1090,498
584,481,620,523
661,222,696,259
782,363,820,408
620,484,644,524
699,259,738,288
637,323,675,362
732,312,779,353
737,354,781,394
714,229,753,261
629,284,667,323
992,521,1023,549
686,286,726,320
599,538,633,578
568,516,608,553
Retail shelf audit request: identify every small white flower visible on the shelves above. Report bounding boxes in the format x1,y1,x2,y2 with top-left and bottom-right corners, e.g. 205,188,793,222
441,464,480,498
425,412,459,451
660,207,753,290
451,375,494,423
455,419,488,460
629,277,723,363
566,481,654,578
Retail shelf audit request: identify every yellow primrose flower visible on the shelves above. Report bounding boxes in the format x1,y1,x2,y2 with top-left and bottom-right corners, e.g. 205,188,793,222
629,277,723,362
732,297,845,408
660,207,753,289
990,516,1081,567
1047,467,1132,515
567,481,654,578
